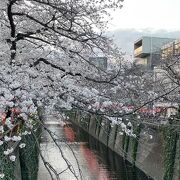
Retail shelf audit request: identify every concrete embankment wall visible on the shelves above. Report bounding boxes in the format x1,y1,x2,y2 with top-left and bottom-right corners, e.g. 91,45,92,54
68,111,180,180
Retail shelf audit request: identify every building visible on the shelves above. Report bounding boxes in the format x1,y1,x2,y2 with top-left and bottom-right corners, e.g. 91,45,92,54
161,39,180,60
89,57,108,70
134,36,174,70
133,37,180,117
153,59,179,117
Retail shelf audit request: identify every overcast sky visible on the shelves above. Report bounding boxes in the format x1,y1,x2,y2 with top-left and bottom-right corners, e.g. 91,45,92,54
109,0,180,31
107,0,180,56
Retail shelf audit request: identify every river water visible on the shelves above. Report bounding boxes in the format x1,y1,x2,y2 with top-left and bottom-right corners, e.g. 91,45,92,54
37,116,153,180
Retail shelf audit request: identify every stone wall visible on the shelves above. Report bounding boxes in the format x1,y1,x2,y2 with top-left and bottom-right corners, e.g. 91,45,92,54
68,111,180,180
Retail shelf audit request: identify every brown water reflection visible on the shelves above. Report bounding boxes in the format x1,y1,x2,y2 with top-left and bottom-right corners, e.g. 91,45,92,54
38,118,153,180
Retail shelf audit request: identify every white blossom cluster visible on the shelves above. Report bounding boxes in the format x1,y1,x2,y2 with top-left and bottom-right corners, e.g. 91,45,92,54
0,0,165,178
106,117,137,137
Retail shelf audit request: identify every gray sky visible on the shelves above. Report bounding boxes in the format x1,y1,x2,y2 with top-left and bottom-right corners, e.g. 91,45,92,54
107,0,180,56
109,0,180,31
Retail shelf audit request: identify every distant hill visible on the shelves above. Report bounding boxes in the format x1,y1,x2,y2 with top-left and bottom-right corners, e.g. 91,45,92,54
107,28,180,56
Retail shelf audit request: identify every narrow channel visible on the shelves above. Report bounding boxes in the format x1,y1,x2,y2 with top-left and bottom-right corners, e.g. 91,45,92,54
38,116,153,180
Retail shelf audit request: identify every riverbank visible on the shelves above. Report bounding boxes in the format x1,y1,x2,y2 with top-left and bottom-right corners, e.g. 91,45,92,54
67,111,180,180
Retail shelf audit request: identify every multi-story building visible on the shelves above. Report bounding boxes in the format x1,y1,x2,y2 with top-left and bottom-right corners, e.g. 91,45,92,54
133,37,179,117
160,39,180,78
153,66,179,117
134,36,174,70
154,39,180,117
161,39,180,60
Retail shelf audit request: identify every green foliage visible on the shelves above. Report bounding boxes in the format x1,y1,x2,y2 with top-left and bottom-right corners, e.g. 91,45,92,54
19,118,42,180
68,110,77,120
0,145,15,180
113,125,118,148
122,132,126,150
125,135,130,154
122,133,130,157
175,107,180,119
163,126,177,180
80,113,91,130
132,124,141,164
19,135,39,180
95,116,102,137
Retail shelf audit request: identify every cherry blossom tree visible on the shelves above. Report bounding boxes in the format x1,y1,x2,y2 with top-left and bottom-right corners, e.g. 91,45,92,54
0,0,126,178
1,0,180,179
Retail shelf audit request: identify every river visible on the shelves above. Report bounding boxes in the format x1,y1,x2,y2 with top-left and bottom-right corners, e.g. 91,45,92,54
37,116,153,180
